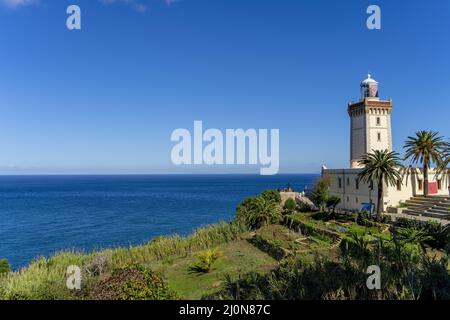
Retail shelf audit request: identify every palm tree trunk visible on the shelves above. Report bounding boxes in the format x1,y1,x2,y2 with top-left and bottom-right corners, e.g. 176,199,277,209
423,164,429,197
377,181,383,220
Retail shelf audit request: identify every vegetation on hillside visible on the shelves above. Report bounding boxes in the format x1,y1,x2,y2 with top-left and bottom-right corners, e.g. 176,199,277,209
1,186,449,300
0,222,249,300
209,207,450,300
90,265,179,300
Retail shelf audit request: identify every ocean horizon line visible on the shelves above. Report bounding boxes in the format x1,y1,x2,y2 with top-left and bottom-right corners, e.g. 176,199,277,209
0,172,321,177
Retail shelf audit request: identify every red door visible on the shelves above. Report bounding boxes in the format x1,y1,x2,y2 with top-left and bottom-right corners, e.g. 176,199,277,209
429,182,438,194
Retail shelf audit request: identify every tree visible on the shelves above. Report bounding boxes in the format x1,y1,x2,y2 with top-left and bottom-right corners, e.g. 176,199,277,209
248,197,282,228
283,198,296,215
358,150,402,220
236,197,259,226
261,189,281,204
236,196,282,229
438,139,450,175
404,131,447,197
326,196,341,215
311,177,330,211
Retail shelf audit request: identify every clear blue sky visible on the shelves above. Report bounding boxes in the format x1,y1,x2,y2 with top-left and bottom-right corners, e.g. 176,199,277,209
1,0,449,174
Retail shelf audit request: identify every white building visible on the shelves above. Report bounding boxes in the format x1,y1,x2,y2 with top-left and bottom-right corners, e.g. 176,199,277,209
322,74,450,215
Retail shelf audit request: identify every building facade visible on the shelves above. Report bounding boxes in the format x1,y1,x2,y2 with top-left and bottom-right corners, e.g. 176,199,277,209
322,74,449,212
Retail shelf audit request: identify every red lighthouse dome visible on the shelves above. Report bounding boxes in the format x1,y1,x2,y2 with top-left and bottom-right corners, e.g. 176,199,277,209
361,73,379,99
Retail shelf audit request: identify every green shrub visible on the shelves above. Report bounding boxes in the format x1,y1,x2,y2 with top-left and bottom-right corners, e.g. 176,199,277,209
283,198,296,214
380,215,392,223
190,249,224,273
261,189,281,204
0,251,91,300
90,265,178,300
394,219,449,250
340,231,371,263
397,201,408,208
394,217,429,229
236,197,259,224
236,196,282,229
0,259,11,275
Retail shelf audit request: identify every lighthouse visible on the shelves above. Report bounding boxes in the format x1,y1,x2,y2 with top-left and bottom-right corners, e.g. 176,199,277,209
322,73,449,213
348,74,393,168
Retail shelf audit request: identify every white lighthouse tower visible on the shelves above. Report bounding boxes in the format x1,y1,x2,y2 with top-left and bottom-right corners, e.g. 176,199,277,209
348,74,393,168
322,74,449,214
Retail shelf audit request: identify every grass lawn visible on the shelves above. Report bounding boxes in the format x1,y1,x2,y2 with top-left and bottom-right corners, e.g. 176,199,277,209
148,239,277,299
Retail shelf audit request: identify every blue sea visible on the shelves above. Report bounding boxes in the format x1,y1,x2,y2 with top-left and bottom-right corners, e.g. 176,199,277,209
0,174,318,269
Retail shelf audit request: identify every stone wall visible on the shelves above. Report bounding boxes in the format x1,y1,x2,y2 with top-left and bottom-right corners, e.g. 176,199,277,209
280,192,298,205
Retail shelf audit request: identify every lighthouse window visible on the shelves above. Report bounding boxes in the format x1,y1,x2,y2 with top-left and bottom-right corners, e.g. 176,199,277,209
338,178,342,188
355,179,359,190
376,117,381,126
418,179,423,191
437,179,442,190
377,132,381,141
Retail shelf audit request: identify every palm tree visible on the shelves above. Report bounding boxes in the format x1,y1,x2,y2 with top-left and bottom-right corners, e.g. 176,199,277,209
358,150,402,219
237,196,282,229
438,139,450,175
394,227,433,252
248,197,282,228
404,131,447,197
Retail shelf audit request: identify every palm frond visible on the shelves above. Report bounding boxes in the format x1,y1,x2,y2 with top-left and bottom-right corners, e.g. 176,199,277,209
358,150,402,187
404,131,446,169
